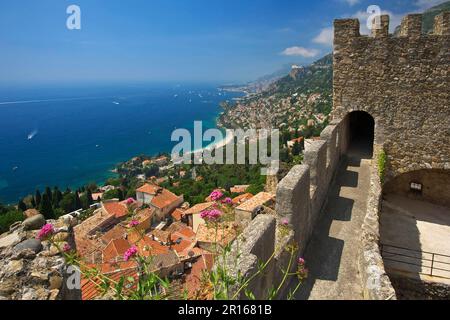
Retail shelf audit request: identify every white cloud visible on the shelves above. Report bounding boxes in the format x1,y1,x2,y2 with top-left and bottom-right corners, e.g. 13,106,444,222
281,46,320,57
415,0,448,10
313,27,334,45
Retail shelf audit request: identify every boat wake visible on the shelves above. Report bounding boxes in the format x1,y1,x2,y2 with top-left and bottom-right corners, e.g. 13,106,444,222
27,130,38,140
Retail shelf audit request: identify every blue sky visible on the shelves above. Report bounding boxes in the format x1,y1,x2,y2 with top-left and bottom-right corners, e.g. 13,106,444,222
0,0,446,84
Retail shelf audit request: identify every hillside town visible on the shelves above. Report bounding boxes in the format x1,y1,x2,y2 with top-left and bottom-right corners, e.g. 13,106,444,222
72,182,275,299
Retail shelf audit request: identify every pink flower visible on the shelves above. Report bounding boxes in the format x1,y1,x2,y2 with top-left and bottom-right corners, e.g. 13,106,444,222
63,243,72,253
208,209,222,220
200,210,210,220
125,198,135,205
37,224,55,240
298,268,309,280
282,219,289,226
209,190,224,201
123,246,138,262
298,257,305,265
129,220,140,228
200,209,223,221
222,197,233,205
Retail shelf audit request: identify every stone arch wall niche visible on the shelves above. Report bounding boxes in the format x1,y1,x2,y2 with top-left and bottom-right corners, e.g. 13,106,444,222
383,169,450,207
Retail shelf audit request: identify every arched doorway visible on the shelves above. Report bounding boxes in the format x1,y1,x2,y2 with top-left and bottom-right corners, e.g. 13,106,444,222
348,111,375,157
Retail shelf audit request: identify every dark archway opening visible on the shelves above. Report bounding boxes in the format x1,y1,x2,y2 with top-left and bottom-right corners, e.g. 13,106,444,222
348,111,374,157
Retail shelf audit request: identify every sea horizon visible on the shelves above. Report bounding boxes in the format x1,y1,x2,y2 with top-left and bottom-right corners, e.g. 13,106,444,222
0,82,244,204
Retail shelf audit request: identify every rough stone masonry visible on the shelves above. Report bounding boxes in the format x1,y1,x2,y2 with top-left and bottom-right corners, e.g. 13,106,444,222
332,12,449,181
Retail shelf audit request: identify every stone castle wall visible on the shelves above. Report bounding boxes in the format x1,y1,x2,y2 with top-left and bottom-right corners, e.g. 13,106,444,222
219,12,449,300
332,12,450,181
220,120,348,299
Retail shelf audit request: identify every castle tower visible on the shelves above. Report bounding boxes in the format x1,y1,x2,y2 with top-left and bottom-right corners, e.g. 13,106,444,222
332,12,450,181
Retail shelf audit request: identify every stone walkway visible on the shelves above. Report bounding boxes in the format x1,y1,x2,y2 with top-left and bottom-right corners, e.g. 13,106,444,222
296,148,372,300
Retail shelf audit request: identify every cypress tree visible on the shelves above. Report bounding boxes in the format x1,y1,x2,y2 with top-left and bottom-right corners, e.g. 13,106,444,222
30,197,36,208
18,199,27,212
53,188,63,208
45,186,53,204
35,190,42,208
86,189,93,206
117,189,124,201
40,194,54,219
75,192,82,210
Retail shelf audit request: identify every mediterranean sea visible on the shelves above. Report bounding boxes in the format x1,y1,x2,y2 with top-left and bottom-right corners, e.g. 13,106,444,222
0,83,243,204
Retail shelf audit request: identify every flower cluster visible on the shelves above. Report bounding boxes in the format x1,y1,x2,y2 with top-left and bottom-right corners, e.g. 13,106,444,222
200,209,223,221
281,218,289,226
297,257,308,281
209,190,224,201
124,246,138,262
37,224,55,240
129,220,140,228
63,243,72,253
221,197,233,205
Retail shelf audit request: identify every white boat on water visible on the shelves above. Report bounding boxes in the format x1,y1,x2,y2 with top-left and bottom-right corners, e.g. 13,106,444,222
27,130,38,140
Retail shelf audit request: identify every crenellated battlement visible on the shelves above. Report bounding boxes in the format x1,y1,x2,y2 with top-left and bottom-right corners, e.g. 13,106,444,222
435,11,450,35
334,12,450,41
372,14,390,38
399,14,422,37
333,10,449,180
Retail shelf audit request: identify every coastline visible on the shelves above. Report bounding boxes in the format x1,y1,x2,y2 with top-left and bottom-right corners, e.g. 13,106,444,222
0,85,245,205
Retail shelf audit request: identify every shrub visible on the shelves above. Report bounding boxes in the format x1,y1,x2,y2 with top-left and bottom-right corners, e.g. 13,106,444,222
378,150,387,184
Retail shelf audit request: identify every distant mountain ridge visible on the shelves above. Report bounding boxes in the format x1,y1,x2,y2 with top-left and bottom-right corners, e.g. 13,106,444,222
220,63,303,94
218,1,449,130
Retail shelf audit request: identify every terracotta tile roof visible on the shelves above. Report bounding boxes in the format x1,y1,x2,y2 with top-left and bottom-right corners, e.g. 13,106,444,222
151,189,182,210
134,207,155,224
180,247,206,260
232,193,254,205
136,183,161,195
185,254,215,299
100,224,128,246
235,192,275,212
166,221,189,234
127,230,146,244
81,262,138,300
103,202,129,219
196,223,237,247
149,251,180,270
74,209,115,259
102,238,131,263
171,208,184,221
183,202,214,215
170,233,194,255
230,185,250,194
136,236,170,257
176,226,196,240
150,229,171,243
